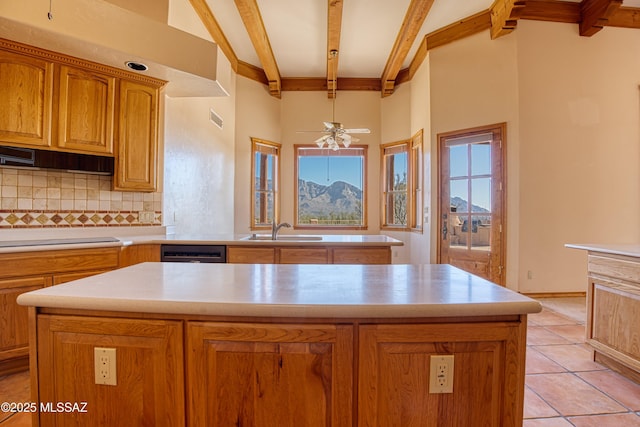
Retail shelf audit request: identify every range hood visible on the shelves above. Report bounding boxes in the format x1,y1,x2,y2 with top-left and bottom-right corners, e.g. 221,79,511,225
0,146,114,175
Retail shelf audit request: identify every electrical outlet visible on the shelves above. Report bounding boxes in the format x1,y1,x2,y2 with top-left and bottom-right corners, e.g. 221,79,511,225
94,347,117,386
429,354,454,393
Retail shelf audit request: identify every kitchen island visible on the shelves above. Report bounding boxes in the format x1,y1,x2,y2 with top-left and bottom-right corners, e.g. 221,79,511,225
18,262,540,426
566,243,640,382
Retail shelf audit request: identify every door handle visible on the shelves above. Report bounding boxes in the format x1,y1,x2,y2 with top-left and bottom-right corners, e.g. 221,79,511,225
442,214,448,240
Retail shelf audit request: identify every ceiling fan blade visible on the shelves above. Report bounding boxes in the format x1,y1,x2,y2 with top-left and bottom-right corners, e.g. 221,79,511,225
324,121,342,130
296,130,325,133
314,135,331,144
343,128,370,134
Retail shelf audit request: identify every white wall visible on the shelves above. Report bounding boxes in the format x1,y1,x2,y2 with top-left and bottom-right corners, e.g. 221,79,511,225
428,30,521,289
515,20,640,293
234,77,282,233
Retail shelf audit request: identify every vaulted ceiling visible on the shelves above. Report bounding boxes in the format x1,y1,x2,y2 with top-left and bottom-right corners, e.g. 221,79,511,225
188,0,640,98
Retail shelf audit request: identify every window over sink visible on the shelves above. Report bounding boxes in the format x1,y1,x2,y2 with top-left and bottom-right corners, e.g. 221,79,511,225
294,145,367,230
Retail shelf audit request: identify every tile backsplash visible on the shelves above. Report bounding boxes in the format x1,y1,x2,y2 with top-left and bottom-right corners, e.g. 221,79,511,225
0,167,162,228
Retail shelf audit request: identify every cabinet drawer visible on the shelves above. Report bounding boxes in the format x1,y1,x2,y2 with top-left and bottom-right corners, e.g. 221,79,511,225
0,247,119,279
279,248,328,264
333,247,390,264
227,247,275,264
588,254,640,285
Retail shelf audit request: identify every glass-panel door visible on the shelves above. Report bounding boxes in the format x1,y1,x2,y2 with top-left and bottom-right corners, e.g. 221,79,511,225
438,124,506,285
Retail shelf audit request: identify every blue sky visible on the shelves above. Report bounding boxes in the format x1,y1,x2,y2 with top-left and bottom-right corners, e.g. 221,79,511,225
299,155,366,188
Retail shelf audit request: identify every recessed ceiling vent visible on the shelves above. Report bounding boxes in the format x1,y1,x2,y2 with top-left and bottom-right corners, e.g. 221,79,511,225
209,109,223,129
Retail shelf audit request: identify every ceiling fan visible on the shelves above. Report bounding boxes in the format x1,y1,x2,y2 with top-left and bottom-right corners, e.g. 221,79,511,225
297,50,370,151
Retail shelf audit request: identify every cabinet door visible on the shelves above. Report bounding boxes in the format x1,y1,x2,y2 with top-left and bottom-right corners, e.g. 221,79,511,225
0,276,48,364
37,315,184,426
279,247,328,264
0,49,53,147
359,322,527,427
57,65,115,154
114,80,158,191
187,322,353,427
227,246,276,263
332,247,391,264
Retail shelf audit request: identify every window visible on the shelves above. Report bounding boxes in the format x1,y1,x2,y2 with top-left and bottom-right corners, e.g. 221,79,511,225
381,129,423,231
251,138,280,229
410,129,424,231
294,145,367,229
381,141,409,228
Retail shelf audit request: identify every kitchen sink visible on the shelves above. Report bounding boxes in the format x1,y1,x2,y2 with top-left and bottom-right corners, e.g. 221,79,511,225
241,234,323,241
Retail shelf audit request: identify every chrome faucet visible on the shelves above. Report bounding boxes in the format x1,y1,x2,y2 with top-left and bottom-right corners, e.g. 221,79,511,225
271,221,291,240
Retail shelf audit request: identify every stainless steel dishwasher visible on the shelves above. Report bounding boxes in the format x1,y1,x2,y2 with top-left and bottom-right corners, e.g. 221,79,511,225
160,244,227,263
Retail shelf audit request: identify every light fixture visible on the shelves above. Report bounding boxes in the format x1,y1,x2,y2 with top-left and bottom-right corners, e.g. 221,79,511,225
125,61,148,72
297,50,370,151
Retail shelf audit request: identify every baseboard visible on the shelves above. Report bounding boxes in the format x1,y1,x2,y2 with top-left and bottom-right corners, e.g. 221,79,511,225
0,356,29,377
521,291,586,298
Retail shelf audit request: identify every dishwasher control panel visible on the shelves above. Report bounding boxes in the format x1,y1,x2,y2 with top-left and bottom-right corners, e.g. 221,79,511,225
160,244,227,263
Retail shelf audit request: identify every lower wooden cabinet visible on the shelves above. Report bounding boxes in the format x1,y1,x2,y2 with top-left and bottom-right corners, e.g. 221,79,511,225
0,247,119,375
186,322,353,426
586,252,640,382
359,322,527,426
119,243,161,267
32,313,528,426
0,276,49,372
36,315,184,426
227,245,391,264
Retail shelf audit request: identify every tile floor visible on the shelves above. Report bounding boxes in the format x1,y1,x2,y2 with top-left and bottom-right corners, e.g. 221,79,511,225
1,298,639,426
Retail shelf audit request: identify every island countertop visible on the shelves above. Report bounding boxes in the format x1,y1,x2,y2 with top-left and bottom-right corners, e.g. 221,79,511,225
565,243,640,258
17,262,540,318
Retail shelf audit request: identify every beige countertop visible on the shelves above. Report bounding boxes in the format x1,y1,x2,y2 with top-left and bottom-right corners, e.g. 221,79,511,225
0,230,402,253
565,243,640,258
17,262,540,318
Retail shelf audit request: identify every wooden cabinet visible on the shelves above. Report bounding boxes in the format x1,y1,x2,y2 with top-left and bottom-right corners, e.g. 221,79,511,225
114,80,159,191
228,246,276,263
0,39,164,191
31,311,528,426
0,247,119,375
119,244,161,267
227,245,391,264
586,252,640,382
57,65,116,154
333,247,390,264
0,276,49,374
36,315,184,426
0,49,53,147
359,321,527,426
279,247,328,264
186,322,353,426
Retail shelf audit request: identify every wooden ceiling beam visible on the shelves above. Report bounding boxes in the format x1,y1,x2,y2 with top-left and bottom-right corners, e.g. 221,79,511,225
580,0,623,36
188,0,239,72
607,7,640,28
490,0,527,39
327,0,343,98
281,77,381,92
519,0,580,23
234,0,282,98
380,0,435,97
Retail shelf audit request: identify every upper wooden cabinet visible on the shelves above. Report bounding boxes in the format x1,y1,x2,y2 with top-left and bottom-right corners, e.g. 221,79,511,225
57,65,116,154
0,49,53,147
114,80,159,191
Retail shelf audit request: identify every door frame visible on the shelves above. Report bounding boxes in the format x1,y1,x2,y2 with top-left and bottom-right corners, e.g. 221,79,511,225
436,122,507,285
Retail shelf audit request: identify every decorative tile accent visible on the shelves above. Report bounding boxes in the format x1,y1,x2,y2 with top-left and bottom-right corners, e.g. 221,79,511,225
0,167,162,228
0,210,162,228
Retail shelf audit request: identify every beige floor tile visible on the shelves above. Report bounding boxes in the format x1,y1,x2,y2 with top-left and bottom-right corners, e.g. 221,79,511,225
544,324,587,344
532,344,607,372
525,386,561,418
529,309,579,326
523,418,574,426
567,412,640,426
526,373,627,417
0,412,31,427
528,327,571,346
526,348,566,374
0,372,30,424
577,370,640,411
